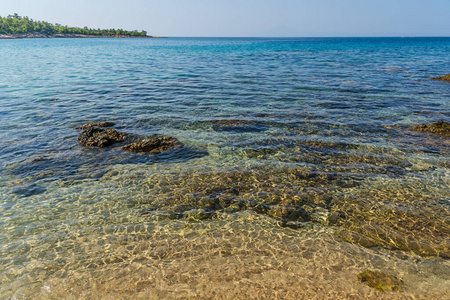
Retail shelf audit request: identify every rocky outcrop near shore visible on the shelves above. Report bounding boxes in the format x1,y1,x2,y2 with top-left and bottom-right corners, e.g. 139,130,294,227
76,122,182,153
431,74,450,81
78,127,126,148
412,120,450,137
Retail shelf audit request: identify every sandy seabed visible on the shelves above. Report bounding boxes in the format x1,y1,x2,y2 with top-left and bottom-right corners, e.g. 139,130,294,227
4,212,447,300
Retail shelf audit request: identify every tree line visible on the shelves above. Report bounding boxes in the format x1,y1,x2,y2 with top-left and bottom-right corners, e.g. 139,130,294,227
0,13,148,37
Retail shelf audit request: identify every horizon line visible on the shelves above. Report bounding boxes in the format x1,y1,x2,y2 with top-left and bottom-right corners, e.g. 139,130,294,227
164,36,450,38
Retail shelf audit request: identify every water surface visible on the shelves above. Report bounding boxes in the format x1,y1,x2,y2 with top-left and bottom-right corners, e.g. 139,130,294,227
0,37,449,299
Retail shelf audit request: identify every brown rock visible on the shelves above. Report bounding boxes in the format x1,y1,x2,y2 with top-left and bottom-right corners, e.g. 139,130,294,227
431,74,450,81
120,136,182,153
76,122,115,130
212,119,265,132
78,127,126,148
412,120,450,137
358,270,402,292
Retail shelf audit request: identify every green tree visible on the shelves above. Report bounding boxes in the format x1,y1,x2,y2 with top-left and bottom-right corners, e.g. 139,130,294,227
0,13,149,37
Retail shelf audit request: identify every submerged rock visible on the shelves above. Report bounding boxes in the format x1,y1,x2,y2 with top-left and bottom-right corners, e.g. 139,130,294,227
212,119,266,133
412,120,450,137
278,220,308,229
78,127,126,148
136,165,348,226
76,122,115,130
357,270,402,292
120,136,182,153
12,183,47,197
431,74,450,81
266,205,311,222
334,193,450,258
184,208,215,221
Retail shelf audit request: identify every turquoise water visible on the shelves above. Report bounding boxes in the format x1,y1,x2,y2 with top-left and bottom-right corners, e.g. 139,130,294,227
0,37,449,298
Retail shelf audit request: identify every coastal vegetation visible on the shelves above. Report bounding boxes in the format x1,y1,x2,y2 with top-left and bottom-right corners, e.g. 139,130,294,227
0,13,148,37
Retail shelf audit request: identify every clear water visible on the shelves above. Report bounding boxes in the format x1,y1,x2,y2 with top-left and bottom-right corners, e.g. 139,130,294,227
0,37,449,299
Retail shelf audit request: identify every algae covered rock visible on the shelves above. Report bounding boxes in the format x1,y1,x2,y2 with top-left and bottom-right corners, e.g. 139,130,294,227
431,74,450,81
78,127,126,148
120,136,182,153
76,122,115,130
358,270,402,292
412,120,450,137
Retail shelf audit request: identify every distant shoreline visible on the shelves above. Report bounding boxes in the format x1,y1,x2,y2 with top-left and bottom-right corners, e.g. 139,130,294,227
0,33,165,39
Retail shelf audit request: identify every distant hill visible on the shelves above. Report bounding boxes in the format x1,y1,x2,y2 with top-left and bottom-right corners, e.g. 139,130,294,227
0,13,153,38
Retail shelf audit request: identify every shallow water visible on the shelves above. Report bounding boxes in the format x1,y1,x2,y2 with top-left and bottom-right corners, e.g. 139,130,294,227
0,37,449,299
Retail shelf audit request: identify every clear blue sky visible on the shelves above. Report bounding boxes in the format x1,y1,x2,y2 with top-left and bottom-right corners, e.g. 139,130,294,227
1,0,449,37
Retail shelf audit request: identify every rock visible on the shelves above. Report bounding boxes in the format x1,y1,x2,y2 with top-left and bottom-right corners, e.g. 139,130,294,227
184,209,214,221
78,127,126,148
76,122,115,130
431,74,450,81
412,120,450,137
266,205,311,222
212,119,266,132
153,211,184,220
278,220,309,229
120,136,182,153
309,208,330,225
357,270,402,292
12,183,47,197
327,211,345,225
336,229,380,248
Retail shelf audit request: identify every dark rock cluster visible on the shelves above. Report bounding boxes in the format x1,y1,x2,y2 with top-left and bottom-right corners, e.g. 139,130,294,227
76,122,181,153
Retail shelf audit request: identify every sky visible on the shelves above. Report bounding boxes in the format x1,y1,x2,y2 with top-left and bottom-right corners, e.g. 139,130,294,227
1,0,449,37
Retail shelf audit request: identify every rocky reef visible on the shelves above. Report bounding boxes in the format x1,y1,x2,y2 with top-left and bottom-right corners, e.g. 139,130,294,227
412,120,450,137
137,163,353,227
358,270,402,292
120,136,182,153
431,74,450,81
72,121,450,259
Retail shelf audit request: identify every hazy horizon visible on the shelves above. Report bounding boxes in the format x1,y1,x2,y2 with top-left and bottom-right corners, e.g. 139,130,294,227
1,0,450,37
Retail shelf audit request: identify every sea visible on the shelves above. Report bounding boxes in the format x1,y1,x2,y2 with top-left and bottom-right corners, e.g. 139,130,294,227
0,37,449,299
